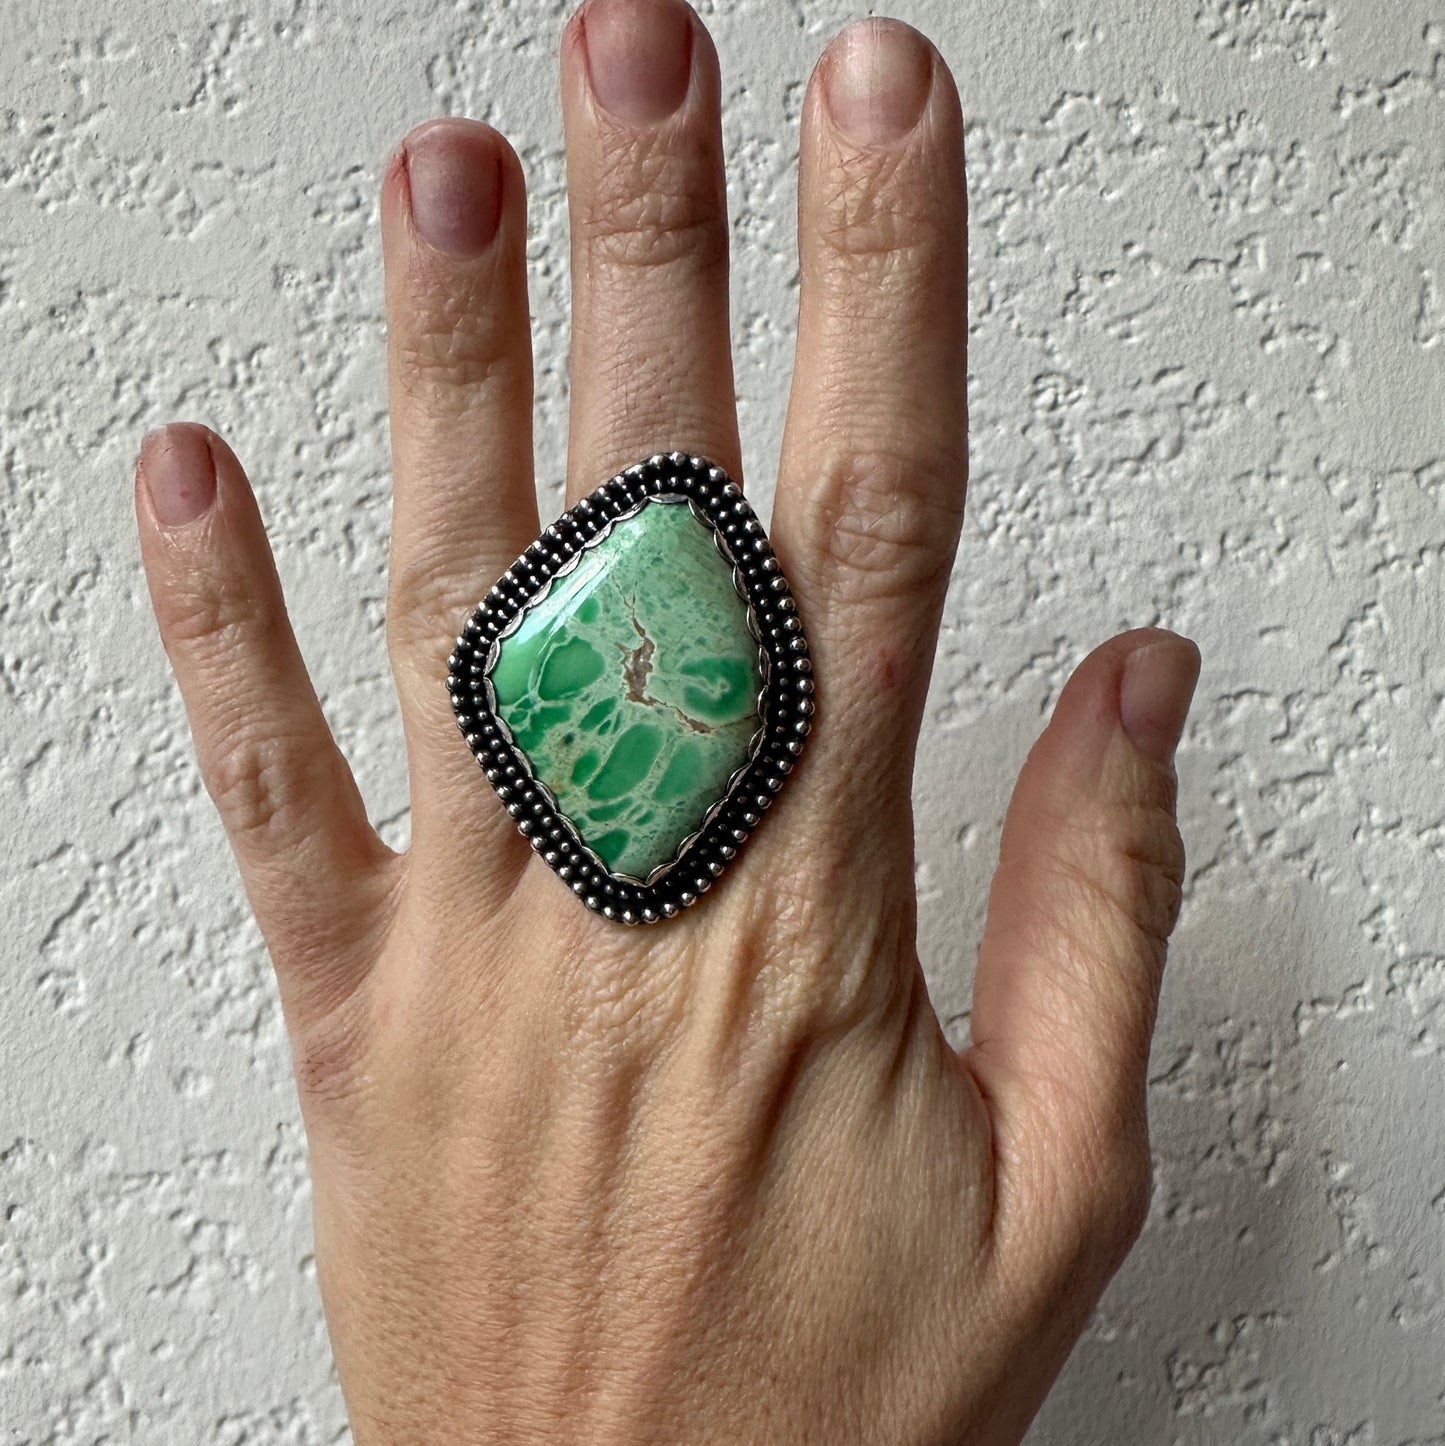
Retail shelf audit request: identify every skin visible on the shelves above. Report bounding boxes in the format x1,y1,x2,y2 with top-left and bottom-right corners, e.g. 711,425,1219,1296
133,3,1202,1443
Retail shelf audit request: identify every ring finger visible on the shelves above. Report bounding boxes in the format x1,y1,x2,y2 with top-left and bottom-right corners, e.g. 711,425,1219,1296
560,0,742,499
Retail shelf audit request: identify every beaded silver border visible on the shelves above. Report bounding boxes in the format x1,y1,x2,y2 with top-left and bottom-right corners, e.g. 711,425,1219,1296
447,452,814,925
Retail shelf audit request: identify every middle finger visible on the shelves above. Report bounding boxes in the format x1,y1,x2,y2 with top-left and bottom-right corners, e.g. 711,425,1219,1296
560,0,742,500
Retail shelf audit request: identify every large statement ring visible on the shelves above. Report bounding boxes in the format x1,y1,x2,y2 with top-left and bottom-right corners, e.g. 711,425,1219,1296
447,452,813,925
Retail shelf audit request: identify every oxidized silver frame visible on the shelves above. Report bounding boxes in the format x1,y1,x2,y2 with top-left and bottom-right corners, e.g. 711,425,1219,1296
447,453,814,924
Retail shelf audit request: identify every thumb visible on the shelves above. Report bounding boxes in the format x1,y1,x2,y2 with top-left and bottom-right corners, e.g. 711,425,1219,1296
966,628,1200,1252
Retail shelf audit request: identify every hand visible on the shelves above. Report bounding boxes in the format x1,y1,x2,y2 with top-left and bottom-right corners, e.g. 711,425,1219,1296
134,3,1200,1441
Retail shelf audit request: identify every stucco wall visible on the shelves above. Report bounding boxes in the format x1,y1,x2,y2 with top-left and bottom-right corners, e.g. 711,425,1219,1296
5,0,1444,1440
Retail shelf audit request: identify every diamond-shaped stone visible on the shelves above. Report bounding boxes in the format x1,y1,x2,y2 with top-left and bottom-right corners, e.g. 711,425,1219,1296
490,498,762,881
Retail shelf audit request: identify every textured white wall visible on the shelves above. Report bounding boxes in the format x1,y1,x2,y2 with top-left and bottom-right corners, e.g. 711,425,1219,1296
5,0,1444,1440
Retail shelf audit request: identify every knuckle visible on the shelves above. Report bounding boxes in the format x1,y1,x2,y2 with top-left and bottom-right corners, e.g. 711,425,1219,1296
813,148,950,275
206,728,303,840
1043,797,1187,954
161,571,275,656
386,542,482,663
550,924,682,1065
394,299,517,395
289,985,377,1113
800,449,963,607
582,137,727,275
723,849,915,1039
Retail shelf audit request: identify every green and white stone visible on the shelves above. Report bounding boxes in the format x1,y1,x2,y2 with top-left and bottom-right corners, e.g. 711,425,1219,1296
490,499,762,881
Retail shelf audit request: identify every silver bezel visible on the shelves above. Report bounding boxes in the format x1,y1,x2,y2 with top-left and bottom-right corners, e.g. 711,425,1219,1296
446,453,814,925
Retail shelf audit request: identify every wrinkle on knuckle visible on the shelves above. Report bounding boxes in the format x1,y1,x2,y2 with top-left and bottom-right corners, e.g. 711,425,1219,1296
812,149,947,275
546,911,682,1062
1031,798,1187,954
802,450,962,607
162,573,277,656
394,288,517,396
386,546,483,661
735,863,913,1040
582,140,726,275
744,870,835,990
290,984,377,1113
206,728,307,840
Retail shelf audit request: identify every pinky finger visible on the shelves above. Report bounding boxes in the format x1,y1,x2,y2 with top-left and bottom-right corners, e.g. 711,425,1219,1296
135,423,398,1019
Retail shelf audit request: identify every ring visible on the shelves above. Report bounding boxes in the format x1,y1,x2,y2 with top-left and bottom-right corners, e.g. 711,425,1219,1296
447,452,813,924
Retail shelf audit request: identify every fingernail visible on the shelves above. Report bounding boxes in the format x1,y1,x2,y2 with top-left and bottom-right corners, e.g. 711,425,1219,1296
404,119,504,256
140,424,216,528
1119,637,1201,766
823,19,933,146
581,0,695,126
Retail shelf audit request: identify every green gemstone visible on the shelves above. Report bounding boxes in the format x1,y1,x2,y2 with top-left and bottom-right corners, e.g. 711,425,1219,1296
490,499,762,880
